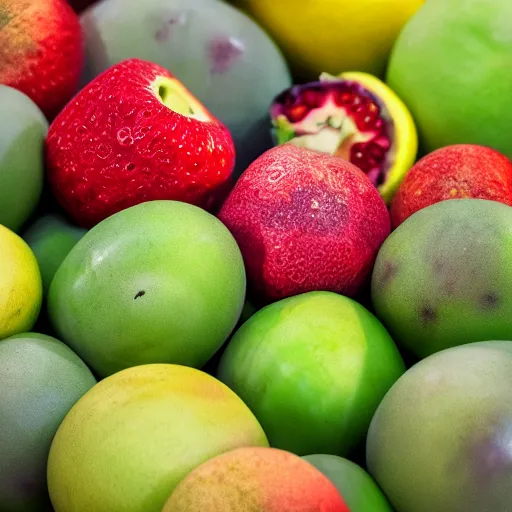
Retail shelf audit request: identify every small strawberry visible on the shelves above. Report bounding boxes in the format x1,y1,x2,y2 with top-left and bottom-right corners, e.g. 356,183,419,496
46,58,236,227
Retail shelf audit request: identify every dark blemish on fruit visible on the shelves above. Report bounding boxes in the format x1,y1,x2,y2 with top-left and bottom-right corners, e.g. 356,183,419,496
0,11,13,29
126,163,135,171
419,305,437,325
209,36,245,75
155,13,187,43
379,261,397,287
15,308,20,317
479,292,500,310
134,291,146,300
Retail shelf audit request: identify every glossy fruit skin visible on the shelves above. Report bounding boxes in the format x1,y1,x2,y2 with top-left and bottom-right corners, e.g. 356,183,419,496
46,58,235,228
218,291,405,456
0,332,96,512
23,214,87,296
48,200,246,378
0,86,47,232
367,341,512,512
47,364,269,512
0,225,42,340
231,0,424,79
391,144,512,228
304,454,393,512
219,144,390,304
387,0,512,158
80,0,291,174
372,199,512,359
0,0,83,119
164,447,350,512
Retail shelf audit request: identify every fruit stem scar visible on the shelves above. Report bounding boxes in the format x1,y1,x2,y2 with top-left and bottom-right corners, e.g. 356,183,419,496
150,77,210,122
134,291,146,300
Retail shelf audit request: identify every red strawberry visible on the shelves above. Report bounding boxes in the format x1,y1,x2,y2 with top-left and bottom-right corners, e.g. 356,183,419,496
0,0,83,119
46,58,236,227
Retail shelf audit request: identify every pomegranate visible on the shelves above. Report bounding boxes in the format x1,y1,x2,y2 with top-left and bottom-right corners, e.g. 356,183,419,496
270,72,417,203
218,144,391,305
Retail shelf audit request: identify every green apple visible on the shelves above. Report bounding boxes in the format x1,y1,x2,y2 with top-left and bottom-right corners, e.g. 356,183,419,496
0,332,96,512
23,214,87,296
0,86,47,232
47,364,268,512
48,200,246,378
218,291,405,456
387,0,512,157
304,454,393,512
367,340,512,512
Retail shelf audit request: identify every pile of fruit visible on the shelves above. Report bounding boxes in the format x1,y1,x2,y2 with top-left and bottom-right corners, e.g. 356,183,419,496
2,0,512,511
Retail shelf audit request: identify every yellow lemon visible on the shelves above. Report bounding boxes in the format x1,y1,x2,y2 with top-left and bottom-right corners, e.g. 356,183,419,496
231,0,425,79
0,224,42,339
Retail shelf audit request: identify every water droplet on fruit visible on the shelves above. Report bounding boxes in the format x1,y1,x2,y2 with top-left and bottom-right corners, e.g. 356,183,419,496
117,128,133,146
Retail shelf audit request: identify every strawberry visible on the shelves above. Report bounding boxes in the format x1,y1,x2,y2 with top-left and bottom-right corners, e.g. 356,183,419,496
46,58,236,227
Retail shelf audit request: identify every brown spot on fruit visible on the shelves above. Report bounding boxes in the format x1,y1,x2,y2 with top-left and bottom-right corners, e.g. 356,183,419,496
154,12,187,43
378,261,397,287
419,305,437,325
209,36,245,75
479,292,500,311
134,291,145,300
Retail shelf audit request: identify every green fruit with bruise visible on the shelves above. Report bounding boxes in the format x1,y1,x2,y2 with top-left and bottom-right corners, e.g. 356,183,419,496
372,199,512,359
367,340,512,512
0,86,47,232
218,291,405,456
23,215,87,296
48,200,246,378
303,454,393,512
0,332,96,512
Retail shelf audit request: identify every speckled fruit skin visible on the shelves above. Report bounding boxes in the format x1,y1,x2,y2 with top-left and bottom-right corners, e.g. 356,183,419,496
303,455,393,512
367,341,512,512
163,446,350,512
46,58,235,228
218,291,405,456
391,145,512,228
80,0,291,174
23,214,87,296
47,364,269,512
48,200,246,378
0,0,83,119
219,144,391,304
372,199,512,359
0,332,96,512
387,0,512,158
0,86,47,232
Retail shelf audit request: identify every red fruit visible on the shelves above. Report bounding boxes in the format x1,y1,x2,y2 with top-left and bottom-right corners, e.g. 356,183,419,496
219,144,390,304
0,0,83,119
391,144,512,228
46,58,236,228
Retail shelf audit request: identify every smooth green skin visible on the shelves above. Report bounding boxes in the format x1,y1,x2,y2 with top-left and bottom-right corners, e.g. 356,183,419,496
22,215,87,296
303,454,393,512
0,332,96,512
48,200,246,378
47,364,269,512
0,86,47,232
80,0,291,173
367,340,512,512
218,291,405,456
372,199,512,359
387,0,512,157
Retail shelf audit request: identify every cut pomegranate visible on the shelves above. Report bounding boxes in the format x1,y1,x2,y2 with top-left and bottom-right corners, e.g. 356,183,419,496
270,74,394,188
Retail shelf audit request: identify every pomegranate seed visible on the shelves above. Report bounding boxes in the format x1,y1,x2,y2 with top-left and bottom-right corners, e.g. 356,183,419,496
285,104,309,123
302,87,325,109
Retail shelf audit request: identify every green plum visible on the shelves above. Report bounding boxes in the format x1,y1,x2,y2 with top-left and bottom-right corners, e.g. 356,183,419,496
303,454,393,512
387,0,512,157
0,86,47,232
218,291,405,456
372,199,512,359
80,0,291,173
22,214,87,296
367,340,512,512
0,332,96,512
48,200,246,378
